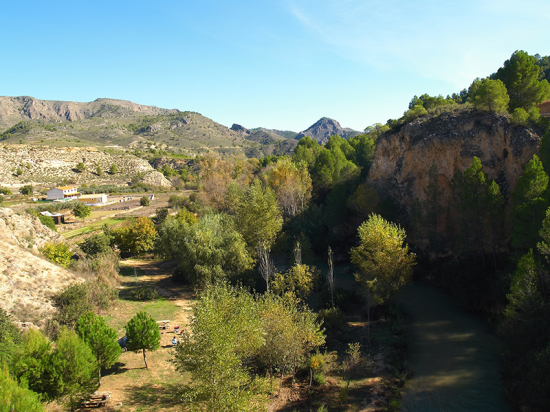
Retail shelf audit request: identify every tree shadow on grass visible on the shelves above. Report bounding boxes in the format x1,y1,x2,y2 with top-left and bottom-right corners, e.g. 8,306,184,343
102,362,132,377
125,382,182,409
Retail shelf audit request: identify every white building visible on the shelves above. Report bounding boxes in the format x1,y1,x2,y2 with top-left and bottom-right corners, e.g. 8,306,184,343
78,193,108,206
47,186,79,201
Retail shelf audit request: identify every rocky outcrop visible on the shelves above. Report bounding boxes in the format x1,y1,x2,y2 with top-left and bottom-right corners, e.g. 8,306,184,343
295,117,360,144
230,123,251,137
0,208,83,324
0,144,171,188
367,108,540,215
0,96,178,128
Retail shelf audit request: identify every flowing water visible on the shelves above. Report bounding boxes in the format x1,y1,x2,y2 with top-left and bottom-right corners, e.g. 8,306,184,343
395,283,509,411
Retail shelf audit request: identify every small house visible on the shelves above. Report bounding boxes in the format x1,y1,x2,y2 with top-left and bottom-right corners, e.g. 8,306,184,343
47,186,79,201
78,193,108,206
40,211,65,224
537,100,550,117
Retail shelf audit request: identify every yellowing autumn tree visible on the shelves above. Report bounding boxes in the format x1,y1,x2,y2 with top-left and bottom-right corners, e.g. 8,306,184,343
350,214,416,331
262,158,312,217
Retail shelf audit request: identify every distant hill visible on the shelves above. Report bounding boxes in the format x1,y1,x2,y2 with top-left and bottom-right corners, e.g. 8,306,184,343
0,96,255,157
250,127,298,140
231,124,298,156
295,117,361,144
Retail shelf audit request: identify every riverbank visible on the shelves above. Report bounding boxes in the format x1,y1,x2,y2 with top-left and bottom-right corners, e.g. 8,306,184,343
396,283,509,411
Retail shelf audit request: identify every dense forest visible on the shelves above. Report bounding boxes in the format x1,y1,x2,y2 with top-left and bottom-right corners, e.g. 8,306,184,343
2,50,550,411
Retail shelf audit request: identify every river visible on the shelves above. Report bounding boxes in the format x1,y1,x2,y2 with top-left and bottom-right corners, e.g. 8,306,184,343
395,283,509,411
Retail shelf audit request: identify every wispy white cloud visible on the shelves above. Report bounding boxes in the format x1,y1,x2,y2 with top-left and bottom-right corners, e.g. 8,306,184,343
285,0,550,89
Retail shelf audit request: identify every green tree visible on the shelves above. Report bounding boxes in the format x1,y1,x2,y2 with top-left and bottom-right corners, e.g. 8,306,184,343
140,195,150,206
174,283,266,411
39,242,72,268
111,217,157,255
110,164,117,174
271,264,318,301
505,250,542,321
125,311,161,369
73,203,91,220
469,78,510,113
0,365,45,412
0,187,13,195
79,233,112,256
511,107,529,125
0,309,22,366
11,329,52,398
292,136,321,170
403,104,428,122
157,214,252,285
256,293,325,384
52,284,94,327
76,162,85,173
511,155,549,251
96,165,103,176
423,161,443,258
235,179,283,254
350,214,416,333
38,214,56,232
155,207,169,224
495,50,550,112
75,312,121,385
486,180,505,270
19,185,33,196
46,328,97,410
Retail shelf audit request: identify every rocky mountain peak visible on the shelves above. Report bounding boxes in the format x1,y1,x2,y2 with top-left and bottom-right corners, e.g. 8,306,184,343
295,117,360,144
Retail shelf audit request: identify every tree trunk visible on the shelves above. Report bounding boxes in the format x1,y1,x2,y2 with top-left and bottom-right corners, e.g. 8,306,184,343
143,349,148,369
98,368,102,386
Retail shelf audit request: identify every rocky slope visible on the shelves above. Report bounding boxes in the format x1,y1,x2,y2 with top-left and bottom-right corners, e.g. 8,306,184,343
295,117,361,144
0,207,83,324
0,96,252,156
0,144,171,188
367,107,540,215
0,96,177,128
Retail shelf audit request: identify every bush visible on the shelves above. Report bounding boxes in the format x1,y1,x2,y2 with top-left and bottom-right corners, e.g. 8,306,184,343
511,107,529,125
0,187,12,195
71,253,120,286
172,266,191,284
168,194,187,209
126,286,159,301
52,282,118,327
19,185,33,196
140,196,150,206
38,214,57,232
40,242,72,268
318,307,345,334
79,234,112,256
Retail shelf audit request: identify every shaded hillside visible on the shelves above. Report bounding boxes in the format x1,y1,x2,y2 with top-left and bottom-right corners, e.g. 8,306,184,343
295,117,361,144
0,96,255,157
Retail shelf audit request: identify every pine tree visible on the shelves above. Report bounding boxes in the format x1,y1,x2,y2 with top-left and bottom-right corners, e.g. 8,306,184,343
125,311,160,369
75,312,121,385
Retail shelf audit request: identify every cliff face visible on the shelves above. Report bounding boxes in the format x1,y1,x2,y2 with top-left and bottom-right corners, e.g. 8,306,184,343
367,108,541,214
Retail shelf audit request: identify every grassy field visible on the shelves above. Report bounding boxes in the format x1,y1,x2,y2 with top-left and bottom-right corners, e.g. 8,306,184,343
62,218,126,239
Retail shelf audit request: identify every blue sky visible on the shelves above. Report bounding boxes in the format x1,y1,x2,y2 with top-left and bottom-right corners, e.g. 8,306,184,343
1,0,549,132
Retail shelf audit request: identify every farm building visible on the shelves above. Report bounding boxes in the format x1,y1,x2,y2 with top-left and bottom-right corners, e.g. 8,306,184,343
47,186,79,201
537,100,550,117
78,193,108,206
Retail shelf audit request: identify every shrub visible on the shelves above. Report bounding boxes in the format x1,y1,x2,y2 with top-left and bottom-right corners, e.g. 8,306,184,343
318,307,345,334
126,286,159,301
76,162,85,172
511,107,529,125
19,185,33,196
79,234,112,256
38,214,57,232
0,187,12,195
52,282,118,328
140,196,150,206
0,195,3,204
40,242,72,268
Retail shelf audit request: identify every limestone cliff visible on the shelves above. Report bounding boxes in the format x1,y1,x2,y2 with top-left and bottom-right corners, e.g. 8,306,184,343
367,108,541,214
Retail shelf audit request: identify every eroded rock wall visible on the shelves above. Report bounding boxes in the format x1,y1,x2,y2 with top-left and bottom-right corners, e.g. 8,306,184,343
367,109,540,215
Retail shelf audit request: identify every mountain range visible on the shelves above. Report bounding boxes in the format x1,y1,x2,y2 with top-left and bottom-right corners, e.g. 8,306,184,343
0,96,361,156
